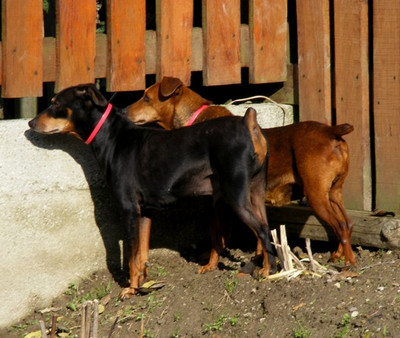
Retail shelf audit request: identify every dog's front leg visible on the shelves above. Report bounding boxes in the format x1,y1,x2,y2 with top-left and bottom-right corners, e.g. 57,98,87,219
119,216,152,300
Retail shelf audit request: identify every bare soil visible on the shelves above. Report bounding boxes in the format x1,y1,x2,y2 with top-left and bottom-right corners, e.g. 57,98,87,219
2,202,400,338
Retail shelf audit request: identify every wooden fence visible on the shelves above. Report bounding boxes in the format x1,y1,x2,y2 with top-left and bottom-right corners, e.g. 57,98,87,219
1,0,400,213
296,0,400,213
0,0,288,95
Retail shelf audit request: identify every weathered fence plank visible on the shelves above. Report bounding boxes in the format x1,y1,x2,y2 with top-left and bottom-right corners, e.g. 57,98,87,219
2,0,43,97
373,1,400,212
107,0,145,92
55,0,96,92
296,0,331,123
202,0,241,85
334,0,371,211
156,0,193,85
249,0,287,83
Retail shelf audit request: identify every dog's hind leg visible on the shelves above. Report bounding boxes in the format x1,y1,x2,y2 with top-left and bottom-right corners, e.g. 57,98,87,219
198,200,229,274
250,185,276,273
304,178,355,267
215,162,273,277
222,171,274,276
327,178,355,265
232,200,274,277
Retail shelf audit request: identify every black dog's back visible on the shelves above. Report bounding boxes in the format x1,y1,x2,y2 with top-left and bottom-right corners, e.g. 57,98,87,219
111,112,262,208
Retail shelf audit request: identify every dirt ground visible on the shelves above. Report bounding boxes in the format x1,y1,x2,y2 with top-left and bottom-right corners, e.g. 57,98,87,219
2,201,400,338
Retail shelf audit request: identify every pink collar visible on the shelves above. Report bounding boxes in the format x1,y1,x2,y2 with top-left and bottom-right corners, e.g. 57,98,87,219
185,104,209,126
85,103,113,144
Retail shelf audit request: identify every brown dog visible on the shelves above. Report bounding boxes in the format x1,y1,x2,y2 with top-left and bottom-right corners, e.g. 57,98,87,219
126,76,356,269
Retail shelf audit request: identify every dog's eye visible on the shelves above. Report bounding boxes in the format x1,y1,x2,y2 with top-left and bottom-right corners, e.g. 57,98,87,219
143,94,150,103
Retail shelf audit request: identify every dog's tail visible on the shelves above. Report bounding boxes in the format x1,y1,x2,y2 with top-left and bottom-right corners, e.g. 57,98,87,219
243,107,267,166
333,123,354,137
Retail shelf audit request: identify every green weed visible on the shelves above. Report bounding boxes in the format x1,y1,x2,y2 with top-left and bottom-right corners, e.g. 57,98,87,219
292,320,312,338
334,313,352,338
64,280,112,312
171,328,181,337
153,263,168,277
173,312,182,322
203,314,239,333
224,275,238,293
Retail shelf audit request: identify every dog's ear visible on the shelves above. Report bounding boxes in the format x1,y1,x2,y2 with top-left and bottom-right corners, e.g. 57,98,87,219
159,77,183,98
76,84,108,107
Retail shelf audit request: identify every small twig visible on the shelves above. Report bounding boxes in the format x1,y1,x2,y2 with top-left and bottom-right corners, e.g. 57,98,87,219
271,229,285,268
280,225,293,270
139,316,144,338
38,306,62,314
216,289,239,309
267,269,300,280
80,302,87,338
107,316,119,338
50,315,57,338
92,299,99,338
39,320,47,338
159,305,169,321
305,238,315,272
269,227,334,280
85,301,92,338
288,250,305,269
287,269,304,281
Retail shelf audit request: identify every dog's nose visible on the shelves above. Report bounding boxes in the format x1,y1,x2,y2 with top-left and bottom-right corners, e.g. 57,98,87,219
28,119,36,129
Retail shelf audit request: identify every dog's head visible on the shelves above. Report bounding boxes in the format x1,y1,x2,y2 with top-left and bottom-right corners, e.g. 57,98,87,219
29,84,108,138
125,76,184,129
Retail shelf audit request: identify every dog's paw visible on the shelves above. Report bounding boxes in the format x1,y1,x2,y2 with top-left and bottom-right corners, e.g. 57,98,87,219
258,267,270,278
329,251,344,263
197,264,217,274
118,287,136,300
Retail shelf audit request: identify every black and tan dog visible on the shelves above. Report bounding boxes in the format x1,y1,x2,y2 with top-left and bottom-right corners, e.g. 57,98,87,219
126,76,356,268
28,83,274,299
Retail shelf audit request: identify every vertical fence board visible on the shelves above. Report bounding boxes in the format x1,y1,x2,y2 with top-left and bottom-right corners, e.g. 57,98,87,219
107,0,145,92
56,0,96,92
156,0,193,85
2,0,43,97
374,1,400,211
334,0,370,211
202,0,241,85
249,0,287,83
296,0,331,123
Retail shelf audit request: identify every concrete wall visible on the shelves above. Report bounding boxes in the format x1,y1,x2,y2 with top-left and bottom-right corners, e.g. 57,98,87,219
0,103,292,327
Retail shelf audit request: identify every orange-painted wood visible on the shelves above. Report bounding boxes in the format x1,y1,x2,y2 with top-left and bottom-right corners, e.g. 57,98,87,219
2,0,43,97
156,0,193,85
202,0,241,85
249,0,287,83
107,0,146,91
55,0,96,92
